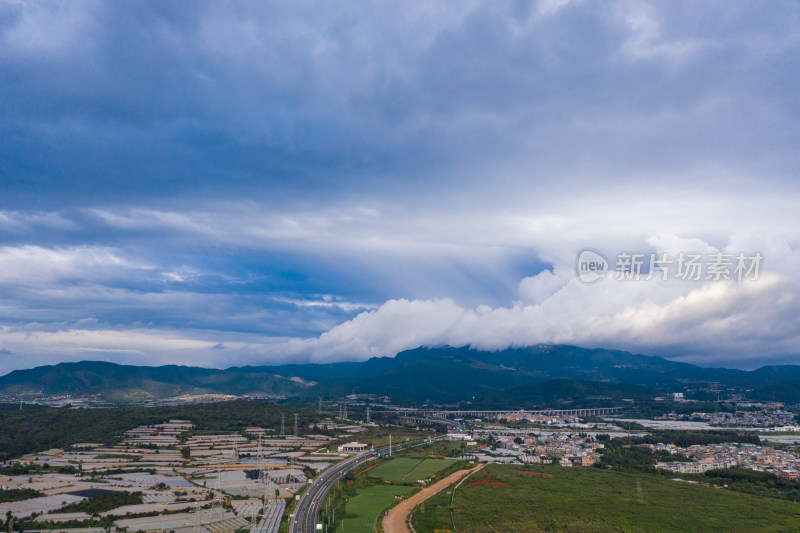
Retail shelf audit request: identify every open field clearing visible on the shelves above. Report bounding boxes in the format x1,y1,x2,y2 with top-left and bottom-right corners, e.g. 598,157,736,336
369,458,422,483
404,459,453,482
411,464,800,533
369,458,452,484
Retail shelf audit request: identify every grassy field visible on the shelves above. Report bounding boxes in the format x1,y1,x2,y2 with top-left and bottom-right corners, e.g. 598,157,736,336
335,485,415,533
370,458,422,483
369,458,452,484
405,459,453,481
411,464,800,532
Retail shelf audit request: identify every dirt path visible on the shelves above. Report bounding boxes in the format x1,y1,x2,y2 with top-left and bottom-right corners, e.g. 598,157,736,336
382,464,483,533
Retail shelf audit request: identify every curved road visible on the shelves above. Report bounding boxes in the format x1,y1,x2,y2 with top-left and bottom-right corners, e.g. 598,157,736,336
382,464,482,533
290,434,450,533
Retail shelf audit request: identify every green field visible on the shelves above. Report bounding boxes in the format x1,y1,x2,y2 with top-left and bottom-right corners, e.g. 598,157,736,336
335,485,415,532
370,458,451,483
405,459,452,481
411,464,800,532
370,458,421,482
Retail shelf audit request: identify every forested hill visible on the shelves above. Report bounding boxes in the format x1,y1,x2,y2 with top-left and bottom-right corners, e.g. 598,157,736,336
2,345,800,404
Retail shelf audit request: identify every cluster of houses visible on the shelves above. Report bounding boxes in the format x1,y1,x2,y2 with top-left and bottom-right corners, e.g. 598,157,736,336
656,404,799,430
650,441,800,479
460,432,603,467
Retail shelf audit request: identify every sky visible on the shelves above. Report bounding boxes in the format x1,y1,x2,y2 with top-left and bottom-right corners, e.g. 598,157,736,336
1,0,799,374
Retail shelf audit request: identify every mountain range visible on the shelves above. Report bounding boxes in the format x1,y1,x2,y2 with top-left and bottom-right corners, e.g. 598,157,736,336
4,345,800,405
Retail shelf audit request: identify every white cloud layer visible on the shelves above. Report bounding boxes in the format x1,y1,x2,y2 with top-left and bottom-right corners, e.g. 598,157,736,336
1,224,798,373
284,239,800,367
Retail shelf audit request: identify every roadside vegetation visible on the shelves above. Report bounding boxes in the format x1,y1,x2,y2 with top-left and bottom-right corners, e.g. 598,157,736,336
338,485,416,532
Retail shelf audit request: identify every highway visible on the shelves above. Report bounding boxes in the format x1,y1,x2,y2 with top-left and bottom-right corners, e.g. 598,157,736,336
289,435,449,533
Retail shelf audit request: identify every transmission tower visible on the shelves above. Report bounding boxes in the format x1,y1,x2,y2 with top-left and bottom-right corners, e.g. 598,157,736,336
211,459,222,512
193,502,201,533
281,412,286,437
366,406,370,424
257,434,269,488
293,413,299,438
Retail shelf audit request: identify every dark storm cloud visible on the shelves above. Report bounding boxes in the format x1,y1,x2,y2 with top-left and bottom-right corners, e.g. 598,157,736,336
2,1,797,207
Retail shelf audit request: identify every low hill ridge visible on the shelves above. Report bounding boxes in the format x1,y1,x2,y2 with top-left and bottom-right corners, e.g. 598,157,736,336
1,344,798,403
